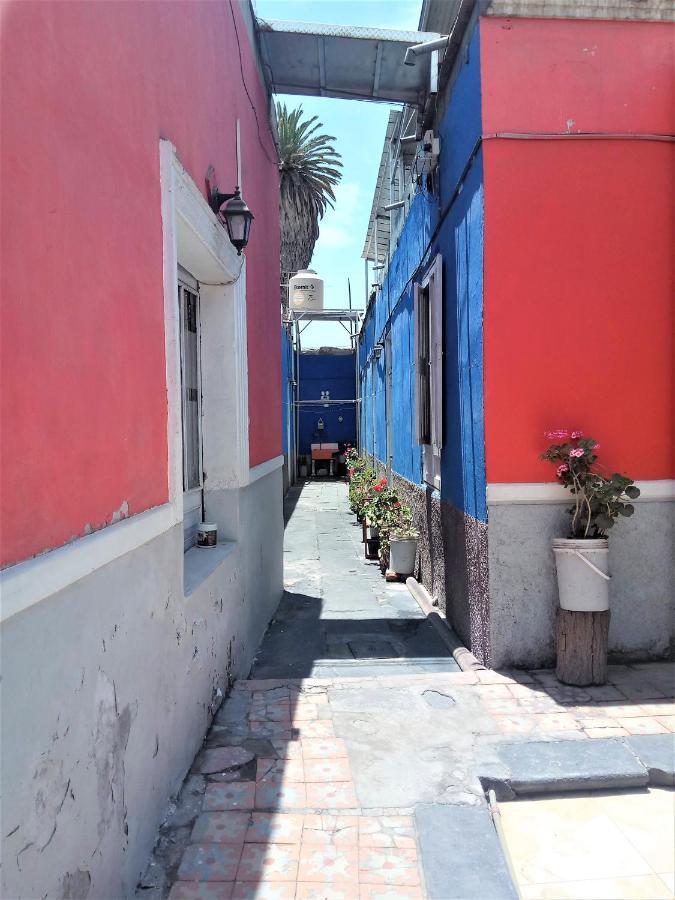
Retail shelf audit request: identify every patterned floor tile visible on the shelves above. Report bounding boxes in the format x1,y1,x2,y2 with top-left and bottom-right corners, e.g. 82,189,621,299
256,757,305,782
255,778,308,810
232,881,296,899
298,844,359,884
296,883,359,899
236,842,300,882
304,758,352,783
301,739,348,759
290,704,325,722
306,782,359,809
248,722,293,739
358,817,415,850
359,885,423,899
191,812,250,844
177,844,243,882
303,815,359,846
271,739,303,759
169,882,234,899
293,720,335,739
358,849,419,886
246,813,304,844
616,716,668,735
204,783,256,812
249,704,291,723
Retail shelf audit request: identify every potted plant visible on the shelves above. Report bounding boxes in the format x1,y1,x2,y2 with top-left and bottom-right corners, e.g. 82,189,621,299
388,520,419,577
363,481,417,577
348,463,375,522
542,431,640,612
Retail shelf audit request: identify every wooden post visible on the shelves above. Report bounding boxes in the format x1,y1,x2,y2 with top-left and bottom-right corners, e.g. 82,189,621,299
556,608,610,686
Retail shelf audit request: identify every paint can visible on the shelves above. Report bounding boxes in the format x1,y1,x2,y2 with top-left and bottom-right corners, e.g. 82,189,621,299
197,523,218,548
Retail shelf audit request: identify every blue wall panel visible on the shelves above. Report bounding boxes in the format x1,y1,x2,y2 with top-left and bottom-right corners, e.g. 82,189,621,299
281,326,294,457
358,23,486,521
298,352,356,455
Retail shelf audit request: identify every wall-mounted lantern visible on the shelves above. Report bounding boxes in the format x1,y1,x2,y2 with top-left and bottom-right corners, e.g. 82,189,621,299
206,164,254,256
211,186,254,255
373,343,384,359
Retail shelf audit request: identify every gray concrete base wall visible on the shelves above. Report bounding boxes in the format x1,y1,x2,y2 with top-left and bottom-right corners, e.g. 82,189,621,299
488,498,674,669
1,468,283,900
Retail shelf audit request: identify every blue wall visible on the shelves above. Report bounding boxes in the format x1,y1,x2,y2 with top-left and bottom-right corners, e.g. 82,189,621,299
281,325,295,459
298,351,357,455
358,23,486,522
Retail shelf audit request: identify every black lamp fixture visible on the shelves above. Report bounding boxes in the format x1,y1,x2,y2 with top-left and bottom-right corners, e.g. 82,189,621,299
206,166,254,255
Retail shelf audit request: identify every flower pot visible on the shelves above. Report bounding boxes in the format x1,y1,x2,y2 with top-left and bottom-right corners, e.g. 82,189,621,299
366,519,379,540
365,538,380,560
389,536,417,576
552,538,610,611
197,522,218,548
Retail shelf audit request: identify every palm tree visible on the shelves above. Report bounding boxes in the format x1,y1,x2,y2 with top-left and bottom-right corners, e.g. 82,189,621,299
277,102,343,290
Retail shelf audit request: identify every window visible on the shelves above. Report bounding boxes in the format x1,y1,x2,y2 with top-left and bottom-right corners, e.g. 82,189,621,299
178,266,203,550
415,254,443,489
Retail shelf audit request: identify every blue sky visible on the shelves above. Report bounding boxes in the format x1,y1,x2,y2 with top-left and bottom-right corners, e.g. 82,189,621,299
253,0,422,347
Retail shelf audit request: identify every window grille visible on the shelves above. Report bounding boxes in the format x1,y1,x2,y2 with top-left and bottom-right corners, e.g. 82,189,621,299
415,254,443,489
178,267,203,550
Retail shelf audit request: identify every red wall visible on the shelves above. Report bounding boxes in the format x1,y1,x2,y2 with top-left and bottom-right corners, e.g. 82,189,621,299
481,16,673,484
1,1,281,567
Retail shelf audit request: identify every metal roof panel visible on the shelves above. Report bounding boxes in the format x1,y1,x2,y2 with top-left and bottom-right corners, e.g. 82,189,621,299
257,18,441,104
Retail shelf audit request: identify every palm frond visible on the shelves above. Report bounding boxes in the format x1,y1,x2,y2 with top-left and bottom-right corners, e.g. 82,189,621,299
277,102,343,276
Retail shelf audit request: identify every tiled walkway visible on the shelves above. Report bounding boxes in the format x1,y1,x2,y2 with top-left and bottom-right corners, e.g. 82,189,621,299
500,788,674,899
145,481,674,900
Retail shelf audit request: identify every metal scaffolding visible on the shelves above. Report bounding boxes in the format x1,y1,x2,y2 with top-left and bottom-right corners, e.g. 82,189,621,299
287,308,361,483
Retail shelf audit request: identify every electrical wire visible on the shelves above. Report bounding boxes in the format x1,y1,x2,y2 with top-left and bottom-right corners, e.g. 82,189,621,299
229,1,277,166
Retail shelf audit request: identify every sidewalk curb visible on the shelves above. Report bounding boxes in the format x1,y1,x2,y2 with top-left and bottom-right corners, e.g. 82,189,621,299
405,577,486,671
477,736,674,801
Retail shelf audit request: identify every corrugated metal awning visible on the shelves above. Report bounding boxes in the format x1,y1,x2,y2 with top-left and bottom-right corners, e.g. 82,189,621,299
256,19,441,104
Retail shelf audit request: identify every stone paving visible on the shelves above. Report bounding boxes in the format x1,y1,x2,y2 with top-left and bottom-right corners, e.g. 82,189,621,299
141,481,675,900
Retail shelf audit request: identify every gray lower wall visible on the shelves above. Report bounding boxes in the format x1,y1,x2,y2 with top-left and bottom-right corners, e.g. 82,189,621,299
1,467,283,900
488,498,674,669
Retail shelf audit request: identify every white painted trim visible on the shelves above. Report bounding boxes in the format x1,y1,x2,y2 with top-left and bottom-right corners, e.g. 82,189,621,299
0,504,178,623
247,454,284,486
159,140,183,520
487,479,675,505
234,263,250,485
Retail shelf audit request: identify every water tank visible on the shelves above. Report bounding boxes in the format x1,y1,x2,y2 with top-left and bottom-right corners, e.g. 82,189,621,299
289,269,324,311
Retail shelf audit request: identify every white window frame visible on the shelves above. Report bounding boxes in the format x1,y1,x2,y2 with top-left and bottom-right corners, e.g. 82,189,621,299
415,254,443,490
177,267,204,550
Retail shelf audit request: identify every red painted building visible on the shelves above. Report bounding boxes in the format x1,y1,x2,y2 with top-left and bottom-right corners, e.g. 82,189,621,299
1,3,283,896
359,0,673,669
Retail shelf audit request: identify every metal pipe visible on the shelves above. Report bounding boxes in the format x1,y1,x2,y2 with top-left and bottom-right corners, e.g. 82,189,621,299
294,318,300,482
403,35,448,66
294,400,358,406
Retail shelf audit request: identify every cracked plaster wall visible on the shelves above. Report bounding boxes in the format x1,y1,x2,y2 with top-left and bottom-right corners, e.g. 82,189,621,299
1,468,283,899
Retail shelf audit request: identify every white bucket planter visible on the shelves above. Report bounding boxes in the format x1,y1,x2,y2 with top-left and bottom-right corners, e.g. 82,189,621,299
366,520,379,540
552,538,611,611
389,535,418,576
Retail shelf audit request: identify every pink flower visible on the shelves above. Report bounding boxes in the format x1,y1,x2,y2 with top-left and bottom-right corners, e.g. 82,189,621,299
544,429,569,440
571,430,583,439
592,442,600,449
556,463,569,476
569,448,584,458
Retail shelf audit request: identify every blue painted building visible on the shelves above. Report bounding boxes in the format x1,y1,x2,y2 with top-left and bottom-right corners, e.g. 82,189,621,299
281,325,357,487
297,350,357,457
359,15,490,661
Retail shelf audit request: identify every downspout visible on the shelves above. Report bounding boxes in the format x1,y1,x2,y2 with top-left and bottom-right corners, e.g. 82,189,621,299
403,35,449,67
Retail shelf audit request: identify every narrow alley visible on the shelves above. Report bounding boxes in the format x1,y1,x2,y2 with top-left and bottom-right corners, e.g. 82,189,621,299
252,481,458,680
141,481,674,900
